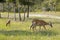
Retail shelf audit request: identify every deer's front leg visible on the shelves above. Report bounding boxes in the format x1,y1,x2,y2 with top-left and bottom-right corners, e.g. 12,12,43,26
43,25,46,30
30,24,33,30
30,24,36,31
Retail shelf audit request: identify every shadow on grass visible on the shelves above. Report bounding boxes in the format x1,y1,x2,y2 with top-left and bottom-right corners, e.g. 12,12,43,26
0,30,58,36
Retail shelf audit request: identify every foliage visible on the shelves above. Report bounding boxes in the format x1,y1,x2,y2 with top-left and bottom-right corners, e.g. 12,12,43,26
0,0,6,3
19,0,34,5
0,0,60,12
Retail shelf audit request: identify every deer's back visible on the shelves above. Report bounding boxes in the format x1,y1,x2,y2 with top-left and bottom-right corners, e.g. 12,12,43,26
32,19,48,25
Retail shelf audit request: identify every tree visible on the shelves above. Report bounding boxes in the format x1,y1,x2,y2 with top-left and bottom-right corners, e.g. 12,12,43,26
0,3,2,18
0,0,6,18
56,0,60,11
14,4,16,21
12,0,17,21
19,0,35,18
18,5,22,21
23,7,26,21
6,0,10,19
16,0,22,21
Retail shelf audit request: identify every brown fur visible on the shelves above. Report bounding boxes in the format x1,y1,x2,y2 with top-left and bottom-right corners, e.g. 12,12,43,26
30,19,53,31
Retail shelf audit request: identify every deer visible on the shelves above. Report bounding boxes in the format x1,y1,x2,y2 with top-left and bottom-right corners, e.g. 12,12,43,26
30,19,53,31
6,19,11,26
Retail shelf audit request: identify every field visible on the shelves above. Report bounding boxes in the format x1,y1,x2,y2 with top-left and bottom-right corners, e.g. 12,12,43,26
0,12,60,40
0,17,60,40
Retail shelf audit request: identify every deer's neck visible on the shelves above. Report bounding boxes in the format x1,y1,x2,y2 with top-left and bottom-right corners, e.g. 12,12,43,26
46,23,49,25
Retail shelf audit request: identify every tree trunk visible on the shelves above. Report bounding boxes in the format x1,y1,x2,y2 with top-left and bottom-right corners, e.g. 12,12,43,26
0,3,2,18
18,12,21,21
3,3,4,12
14,8,16,21
23,9,26,21
27,0,29,18
18,7,22,21
14,4,16,21
7,3,9,19
27,5,29,18
0,13,1,18
8,11,9,18
54,5,56,13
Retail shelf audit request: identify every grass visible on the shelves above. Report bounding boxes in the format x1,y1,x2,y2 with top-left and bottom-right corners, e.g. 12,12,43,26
0,18,60,40
0,11,60,40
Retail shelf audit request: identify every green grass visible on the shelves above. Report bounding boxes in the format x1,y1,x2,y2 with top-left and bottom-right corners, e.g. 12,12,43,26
0,18,60,40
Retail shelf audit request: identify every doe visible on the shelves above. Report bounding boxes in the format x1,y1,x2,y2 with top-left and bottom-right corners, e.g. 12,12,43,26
30,19,53,31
